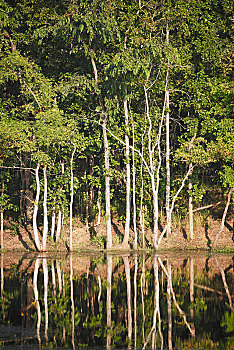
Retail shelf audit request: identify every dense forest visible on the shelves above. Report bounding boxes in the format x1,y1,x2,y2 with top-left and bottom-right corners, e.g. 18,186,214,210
0,0,233,251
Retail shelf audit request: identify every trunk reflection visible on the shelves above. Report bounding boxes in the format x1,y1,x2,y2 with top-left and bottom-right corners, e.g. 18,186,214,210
0,252,232,349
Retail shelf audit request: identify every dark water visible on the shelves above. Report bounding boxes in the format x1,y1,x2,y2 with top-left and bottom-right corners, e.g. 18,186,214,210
0,251,233,349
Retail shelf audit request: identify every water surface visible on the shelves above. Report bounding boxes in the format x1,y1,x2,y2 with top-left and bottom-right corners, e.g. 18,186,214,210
0,251,233,349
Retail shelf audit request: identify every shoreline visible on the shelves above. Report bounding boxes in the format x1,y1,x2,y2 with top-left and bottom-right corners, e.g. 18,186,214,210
1,216,233,254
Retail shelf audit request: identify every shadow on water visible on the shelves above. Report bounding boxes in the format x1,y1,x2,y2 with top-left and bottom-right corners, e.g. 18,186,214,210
0,251,233,349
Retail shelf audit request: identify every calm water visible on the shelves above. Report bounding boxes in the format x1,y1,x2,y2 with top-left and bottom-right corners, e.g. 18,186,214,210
0,251,233,350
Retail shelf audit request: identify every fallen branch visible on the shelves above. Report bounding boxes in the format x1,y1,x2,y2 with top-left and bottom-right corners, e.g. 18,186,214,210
193,201,222,213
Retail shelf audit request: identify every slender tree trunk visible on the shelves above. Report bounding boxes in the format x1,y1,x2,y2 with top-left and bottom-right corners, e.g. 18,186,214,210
96,189,101,236
42,166,48,251
157,165,194,248
70,145,76,252
56,209,62,242
188,163,194,240
1,180,4,250
144,86,165,248
102,124,112,249
25,167,33,222
85,165,89,233
56,162,64,242
212,187,234,249
51,199,56,240
123,98,131,247
91,57,112,249
0,251,3,289
130,109,138,250
139,115,147,249
33,164,41,251
188,130,197,241
20,152,24,218
165,23,171,237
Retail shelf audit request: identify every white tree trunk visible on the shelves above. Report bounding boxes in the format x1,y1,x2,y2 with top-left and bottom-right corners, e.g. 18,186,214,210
33,164,41,251
188,163,194,240
91,57,112,249
56,162,64,243
123,98,131,247
130,109,138,250
165,24,171,237
96,190,101,236
144,84,165,248
70,145,76,252
51,202,56,240
56,208,62,242
42,166,48,251
188,131,197,241
140,129,146,249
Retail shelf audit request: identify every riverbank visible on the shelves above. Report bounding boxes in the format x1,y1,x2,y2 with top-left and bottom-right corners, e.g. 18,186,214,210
1,216,233,252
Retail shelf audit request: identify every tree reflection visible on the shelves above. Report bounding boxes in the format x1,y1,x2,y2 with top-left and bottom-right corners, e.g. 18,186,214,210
33,257,41,347
167,262,172,350
1,253,4,322
190,257,195,336
70,253,75,349
143,255,163,350
0,252,233,349
159,257,195,337
214,255,233,312
106,253,112,350
134,253,138,349
123,255,132,348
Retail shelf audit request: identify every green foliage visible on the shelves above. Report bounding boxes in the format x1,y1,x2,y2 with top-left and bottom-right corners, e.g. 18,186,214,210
0,0,233,244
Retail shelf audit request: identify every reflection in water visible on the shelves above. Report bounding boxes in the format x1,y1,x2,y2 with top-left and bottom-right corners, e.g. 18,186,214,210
70,254,75,349
0,252,233,349
167,262,172,350
1,254,5,323
123,255,132,348
43,258,48,344
190,257,195,336
134,253,137,350
106,254,112,350
214,255,234,313
33,257,41,347
140,254,146,344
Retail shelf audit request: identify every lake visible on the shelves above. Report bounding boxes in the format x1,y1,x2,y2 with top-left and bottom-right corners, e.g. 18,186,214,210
0,251,233,349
